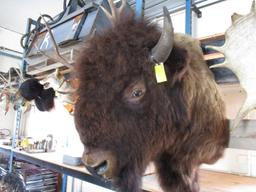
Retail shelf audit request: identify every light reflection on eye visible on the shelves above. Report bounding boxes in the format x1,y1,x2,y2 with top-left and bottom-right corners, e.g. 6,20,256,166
132,89,144,98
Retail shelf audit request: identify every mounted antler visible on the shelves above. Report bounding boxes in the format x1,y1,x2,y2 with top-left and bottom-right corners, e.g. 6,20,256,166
207,0,256,131
12,68,24,82
0,68,32,114
36,15,74,69
100,0,128,26
39,68,76,113
0,74,8,84
0,69,13,90
0,92,10,115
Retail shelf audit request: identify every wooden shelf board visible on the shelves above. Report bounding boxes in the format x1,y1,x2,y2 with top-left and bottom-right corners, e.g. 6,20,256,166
199,33,225,43
142,170,256,192
204,52,224,60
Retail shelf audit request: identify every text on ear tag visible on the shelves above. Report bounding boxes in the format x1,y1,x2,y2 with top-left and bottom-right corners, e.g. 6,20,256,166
154,63,167,83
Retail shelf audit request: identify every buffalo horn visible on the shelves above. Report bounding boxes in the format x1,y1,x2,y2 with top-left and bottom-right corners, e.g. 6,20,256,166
251,0,256,13
151,7,174,63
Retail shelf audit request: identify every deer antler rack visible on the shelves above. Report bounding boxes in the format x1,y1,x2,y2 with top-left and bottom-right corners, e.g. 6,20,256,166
36,15,74,70
100,0,128,26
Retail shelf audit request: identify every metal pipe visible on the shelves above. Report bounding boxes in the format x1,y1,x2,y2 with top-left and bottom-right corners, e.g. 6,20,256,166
8,108,22,173
194,0,209,5
0,50,22,60
135,0,145,19
62,174,68,192
7,18,35,174
146,0,168,10
197,0,227,9
185,0,192,35
21,18,35,74
147,0,227,21
0,46,22,54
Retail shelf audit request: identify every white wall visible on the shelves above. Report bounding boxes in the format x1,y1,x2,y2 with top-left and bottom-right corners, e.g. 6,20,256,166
193,0,253,38
0,0,65,141
0,54,22,72
0,104,15,133
24,99,83,153
0,29,23,53
155,0,253,38
0,0,63,52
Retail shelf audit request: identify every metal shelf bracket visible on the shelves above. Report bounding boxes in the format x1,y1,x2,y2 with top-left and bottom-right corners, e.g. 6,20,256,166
192,4,202,18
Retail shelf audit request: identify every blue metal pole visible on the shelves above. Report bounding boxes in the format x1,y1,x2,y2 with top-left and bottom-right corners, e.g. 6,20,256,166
8,18,36,174
135,0,144,19
22,18,34,74
8,108,22,173
185,0,192,35
62,174,68,192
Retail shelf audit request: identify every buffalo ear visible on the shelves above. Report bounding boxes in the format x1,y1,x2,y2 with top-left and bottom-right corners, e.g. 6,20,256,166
165,46,190,86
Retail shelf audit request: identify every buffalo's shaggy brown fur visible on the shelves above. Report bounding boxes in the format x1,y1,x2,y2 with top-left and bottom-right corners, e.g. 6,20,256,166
75,13,229,192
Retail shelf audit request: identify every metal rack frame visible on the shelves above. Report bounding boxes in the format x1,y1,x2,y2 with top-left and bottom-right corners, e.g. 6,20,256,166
133,0,227,35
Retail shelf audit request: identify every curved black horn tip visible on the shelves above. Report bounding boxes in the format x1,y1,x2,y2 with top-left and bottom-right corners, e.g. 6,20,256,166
163,7,171,23
163,6,174,37
150,6,174,64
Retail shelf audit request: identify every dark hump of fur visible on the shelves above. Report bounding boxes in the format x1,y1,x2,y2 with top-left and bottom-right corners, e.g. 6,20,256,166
19,78,55,111
34,88,55,111
19,78,43,101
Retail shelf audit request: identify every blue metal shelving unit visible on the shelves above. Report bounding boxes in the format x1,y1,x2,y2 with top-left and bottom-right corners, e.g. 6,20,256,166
8,108,22,173
185,0,192,35
134,0,193,35
133,0,227,35
7,18,36,173
135,0,145,18
134,0,191,34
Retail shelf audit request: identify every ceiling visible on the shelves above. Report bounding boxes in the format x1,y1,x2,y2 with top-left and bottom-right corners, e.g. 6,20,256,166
0,0,225,35
0,0,63,34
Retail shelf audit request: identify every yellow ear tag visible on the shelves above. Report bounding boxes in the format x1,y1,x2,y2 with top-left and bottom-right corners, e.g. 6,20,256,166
154,62,167,83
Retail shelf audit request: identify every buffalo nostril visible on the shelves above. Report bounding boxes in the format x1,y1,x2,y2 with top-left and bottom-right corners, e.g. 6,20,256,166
85,160,109,178
81,150,115,179
94,161,108,175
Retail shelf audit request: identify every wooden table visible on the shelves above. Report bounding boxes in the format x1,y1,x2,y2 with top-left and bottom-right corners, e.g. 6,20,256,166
143,170,256,192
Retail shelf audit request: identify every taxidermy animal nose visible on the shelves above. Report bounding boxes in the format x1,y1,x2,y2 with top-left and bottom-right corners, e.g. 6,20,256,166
82,149,117,180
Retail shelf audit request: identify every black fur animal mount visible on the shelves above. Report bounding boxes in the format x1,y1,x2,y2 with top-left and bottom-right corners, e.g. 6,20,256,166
19,78,55,111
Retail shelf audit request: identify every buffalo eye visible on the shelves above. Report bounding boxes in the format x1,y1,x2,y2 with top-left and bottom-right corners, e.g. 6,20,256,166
123,80,146,104
132,89,144,97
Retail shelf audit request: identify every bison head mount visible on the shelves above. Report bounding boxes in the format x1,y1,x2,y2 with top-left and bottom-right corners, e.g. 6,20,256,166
74,0,229,192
